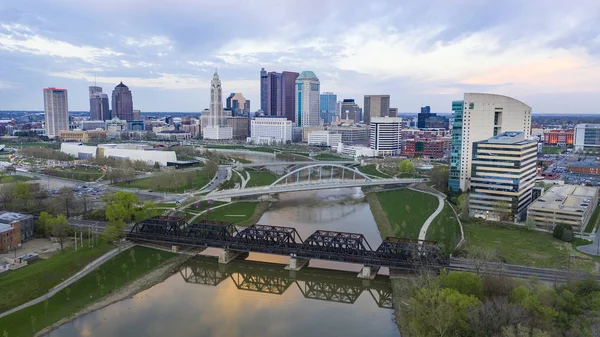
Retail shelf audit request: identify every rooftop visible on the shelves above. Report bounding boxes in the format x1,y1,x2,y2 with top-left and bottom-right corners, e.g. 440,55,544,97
297,70,319,80
479,131,536,145
0,223,12,234
529,184,598,214
0,211,31,224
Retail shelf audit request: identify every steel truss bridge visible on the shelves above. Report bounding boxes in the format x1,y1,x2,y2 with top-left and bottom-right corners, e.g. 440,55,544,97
203,163,428,200
180,257,393,308
128,216,448,270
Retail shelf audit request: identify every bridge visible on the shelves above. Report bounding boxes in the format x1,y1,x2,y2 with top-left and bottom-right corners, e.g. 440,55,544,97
180,256,393,308
204,163,427,200
127,216,448,277
232,160,358,169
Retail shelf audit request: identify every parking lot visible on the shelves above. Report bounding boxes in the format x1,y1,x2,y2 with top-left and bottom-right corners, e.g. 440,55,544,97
542,154,600,185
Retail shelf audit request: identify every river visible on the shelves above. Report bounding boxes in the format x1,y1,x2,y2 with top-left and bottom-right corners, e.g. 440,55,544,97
49,188,400,337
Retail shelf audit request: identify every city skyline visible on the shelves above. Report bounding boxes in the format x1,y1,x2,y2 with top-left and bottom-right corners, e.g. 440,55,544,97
1,1,600,113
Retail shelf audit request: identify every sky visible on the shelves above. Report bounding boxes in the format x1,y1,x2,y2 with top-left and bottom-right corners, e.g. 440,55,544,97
1,0,600,113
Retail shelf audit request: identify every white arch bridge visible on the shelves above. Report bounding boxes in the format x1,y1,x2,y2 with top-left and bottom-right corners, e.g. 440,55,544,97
201,163,428,200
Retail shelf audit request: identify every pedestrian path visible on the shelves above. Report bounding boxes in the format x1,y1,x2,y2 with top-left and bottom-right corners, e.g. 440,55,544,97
413,188,445,241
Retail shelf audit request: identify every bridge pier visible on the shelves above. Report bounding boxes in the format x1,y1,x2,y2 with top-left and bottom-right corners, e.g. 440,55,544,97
285,254,310,271
218,249,248,264
357,265,380,280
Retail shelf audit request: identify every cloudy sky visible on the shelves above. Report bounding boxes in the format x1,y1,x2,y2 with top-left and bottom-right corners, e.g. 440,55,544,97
1,0,600,113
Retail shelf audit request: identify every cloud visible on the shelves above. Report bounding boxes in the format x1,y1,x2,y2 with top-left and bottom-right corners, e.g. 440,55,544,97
0,24,122,63
122,35,172,48
188,60,218,68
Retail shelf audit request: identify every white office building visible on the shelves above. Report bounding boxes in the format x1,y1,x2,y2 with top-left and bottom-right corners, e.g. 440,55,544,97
449,93,532,193
248,117,292,145
574,124,600,153
336,143,376,159
295,71,320,127
43,87,69,138
307,131,342,147
370,117,402,156
203,71,233,140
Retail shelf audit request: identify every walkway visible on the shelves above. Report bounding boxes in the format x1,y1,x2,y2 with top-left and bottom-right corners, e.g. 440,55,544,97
578,228,600,256
0,243,132,319
414,188,445,241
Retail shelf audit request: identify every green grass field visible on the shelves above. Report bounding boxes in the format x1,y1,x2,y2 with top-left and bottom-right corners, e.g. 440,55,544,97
115,170,211,193
0,243,113,314
0,246,176,337
462,222,596,270
246,171,278,187
312,153,346,161
375,189,439,238
205,202,260,224
43,167,104,182
542,146,566,155
425,202,461,254
584,202,600,233
358,165,390,178
0,175,37,184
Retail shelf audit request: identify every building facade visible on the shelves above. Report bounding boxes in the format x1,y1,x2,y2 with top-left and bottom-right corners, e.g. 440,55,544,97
468,132,537,222
111,82,134,121
448,93,532,193
307,131,342,147
58,129,108,142
403,139,450,159
320,92,337,124
249,117,292,144
0,211,34,243
528,185,599,231
329,124,369,144
543,129,574,146
89,86,110,121
227,116,250,139
43,87,69,138
260,68,299,121
226,93,250,116
574,124,600,152
363,95,390,125
203,71,233,140
295,71,320,127
369,117,402,156
340,99,362,123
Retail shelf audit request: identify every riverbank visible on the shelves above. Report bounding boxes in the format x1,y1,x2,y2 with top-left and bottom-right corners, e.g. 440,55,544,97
365,193,393,238
0,246,177,337
36,253,190,337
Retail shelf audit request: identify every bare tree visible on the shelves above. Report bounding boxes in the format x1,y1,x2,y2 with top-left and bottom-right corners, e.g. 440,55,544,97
467,246,500,277
468,297,527,337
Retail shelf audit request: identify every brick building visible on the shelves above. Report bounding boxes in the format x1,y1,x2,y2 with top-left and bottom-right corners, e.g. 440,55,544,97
543,129,574,146
403,138,450,158
0,223,20,254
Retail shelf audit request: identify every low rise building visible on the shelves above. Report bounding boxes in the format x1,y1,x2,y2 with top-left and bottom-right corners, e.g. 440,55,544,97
403,138,450,159
61,143,177,166
0,223,20,254
336,143,376,159
568,162,600,175
0,211,33,242
307,131,342,147
155,130,192,140
575,124,600,152
469,132,538,222
58,129,108,142
528,184,599,231
226,116,250,140
328,123,369,144
544,129,574,146
248,117,292,145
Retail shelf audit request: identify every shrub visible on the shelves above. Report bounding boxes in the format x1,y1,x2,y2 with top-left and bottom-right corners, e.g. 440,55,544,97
553,223,573,242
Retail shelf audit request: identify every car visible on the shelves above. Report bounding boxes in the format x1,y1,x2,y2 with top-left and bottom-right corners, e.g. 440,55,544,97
148,189,153,192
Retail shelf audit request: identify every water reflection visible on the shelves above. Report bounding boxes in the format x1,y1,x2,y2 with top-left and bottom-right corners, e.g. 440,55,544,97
180,256,393,308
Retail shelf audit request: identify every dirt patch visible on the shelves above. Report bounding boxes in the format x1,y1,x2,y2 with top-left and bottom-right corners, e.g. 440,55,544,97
35,254,191,337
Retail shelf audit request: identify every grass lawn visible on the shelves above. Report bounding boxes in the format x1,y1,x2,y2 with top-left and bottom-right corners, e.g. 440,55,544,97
247,171,278,187
183,200,226,214
584,202,600,233
0,242,113,314
0,246,176,337
204,202,266,226
43,167,104,182
374,189,439,238
115,170,211,193
425,202,461,255
0,175,37,184
312,153,346,161
462,221,596,270
542,146,566,155
358,165,390,178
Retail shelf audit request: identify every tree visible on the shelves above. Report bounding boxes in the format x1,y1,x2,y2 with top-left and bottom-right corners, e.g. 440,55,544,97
57,187,77,218
12,182,30,202
525,217,536,231
468,297,525,337
457,193,469,219
36,211,53,237
553,223,573,242
430,166,450,190
106,191,140,223
49,214,70,251
103,221,125,243
439,270,484,300
467,246,499,277
398,159,416,174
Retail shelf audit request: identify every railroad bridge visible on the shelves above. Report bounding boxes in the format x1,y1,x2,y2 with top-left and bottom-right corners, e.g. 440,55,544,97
127,216,448,278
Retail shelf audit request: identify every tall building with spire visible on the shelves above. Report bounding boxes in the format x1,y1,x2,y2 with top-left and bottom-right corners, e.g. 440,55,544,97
111,82,133,121
203,71,233,140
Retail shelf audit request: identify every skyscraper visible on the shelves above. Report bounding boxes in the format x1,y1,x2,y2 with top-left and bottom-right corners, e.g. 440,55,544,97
226,93,250,116
89,86,110,121
363,95,390,125
370,117,403,156
295,71,320,127
260,69,299,121
320,92,337,124
340,99,361,123
417,106,449,129
43,87,69,138
111,82,134,121
448,93,532,193
203,71,233,140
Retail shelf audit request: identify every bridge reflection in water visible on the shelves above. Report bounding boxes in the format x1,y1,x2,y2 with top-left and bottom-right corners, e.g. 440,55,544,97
179,256,393,309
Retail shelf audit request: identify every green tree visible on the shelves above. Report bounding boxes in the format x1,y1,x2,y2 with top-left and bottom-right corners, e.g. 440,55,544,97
49,214,70,251
553,223,573,242
439,270,484,300
457,193,469,219
36,211,53,237
12,182,30,202
398,159,416,174
103,221,125,243
430,166,450,190
106,191,140,223
405,286,481,337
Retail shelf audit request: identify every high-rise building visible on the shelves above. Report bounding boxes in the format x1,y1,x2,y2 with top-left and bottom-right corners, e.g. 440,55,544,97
363,95,390,125
89,90,110,121
111,82,134,121
89,86,102,96
574,124,600,152
248,117,292,145
340,99,362,123
389,108,398,117
260,69,299,121
226,93,250,116
469,132,537,222
417,106,449,129
369,117,402,156
295,71,320,127
203,71,233,140
43,87,69,138
319,92,337,124
132,109,141,121
448,93,532,193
